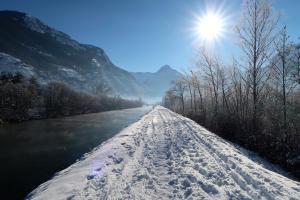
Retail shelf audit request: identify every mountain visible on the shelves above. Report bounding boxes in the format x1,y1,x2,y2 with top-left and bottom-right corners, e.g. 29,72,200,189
0,10,180,101
0,10,142,97
131,65,181,102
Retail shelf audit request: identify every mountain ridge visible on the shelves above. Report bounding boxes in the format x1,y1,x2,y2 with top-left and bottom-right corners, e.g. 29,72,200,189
0,10,180,102
131,65,180,101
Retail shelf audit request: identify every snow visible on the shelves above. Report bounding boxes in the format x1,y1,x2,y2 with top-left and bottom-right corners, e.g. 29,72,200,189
59,67,84,81
96,49,111,64
28,106,300,200
0,52,35,77
23,14,83,50
92,58,101,68
24,14,47,34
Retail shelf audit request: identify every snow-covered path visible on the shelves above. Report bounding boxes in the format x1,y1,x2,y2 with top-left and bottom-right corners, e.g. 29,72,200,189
28,106,300,200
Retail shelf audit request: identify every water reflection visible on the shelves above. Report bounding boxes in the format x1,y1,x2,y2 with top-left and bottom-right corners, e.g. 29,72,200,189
0,106,151,200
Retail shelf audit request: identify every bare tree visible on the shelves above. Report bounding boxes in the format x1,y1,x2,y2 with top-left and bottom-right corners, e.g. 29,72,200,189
229,61,250,123
236,0,279,131
191,71,204,113
163,90,177,111
219,67,230,113
173,78,186,114
190,70,202,113
272,25,296,143
181,71,196,114
196,47,221,114
292,41,300,84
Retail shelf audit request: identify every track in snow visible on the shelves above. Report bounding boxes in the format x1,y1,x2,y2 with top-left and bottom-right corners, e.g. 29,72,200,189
28,106,300,200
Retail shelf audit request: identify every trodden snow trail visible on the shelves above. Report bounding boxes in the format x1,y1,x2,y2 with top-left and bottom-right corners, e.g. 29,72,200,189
28,106,300,200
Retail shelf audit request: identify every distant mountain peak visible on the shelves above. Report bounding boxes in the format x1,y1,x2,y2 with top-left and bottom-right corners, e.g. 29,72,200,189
158,65,172,72
156,65,178,74
131,65,181,102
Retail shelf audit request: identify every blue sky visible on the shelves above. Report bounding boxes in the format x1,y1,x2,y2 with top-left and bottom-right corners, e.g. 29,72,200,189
0,0,300,72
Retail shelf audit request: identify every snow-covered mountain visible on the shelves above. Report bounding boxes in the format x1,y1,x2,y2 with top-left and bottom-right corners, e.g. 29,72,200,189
0,11,143,97
28,106,300,199
0,10,180,101
131,65,181,102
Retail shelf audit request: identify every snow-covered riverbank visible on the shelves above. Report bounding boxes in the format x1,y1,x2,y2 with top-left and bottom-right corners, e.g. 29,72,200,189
28,106,300,200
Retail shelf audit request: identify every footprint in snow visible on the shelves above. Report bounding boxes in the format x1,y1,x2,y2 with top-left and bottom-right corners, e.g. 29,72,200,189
107,155,124,164
168,179,178,186
66,195,75,200
197,181,219,195
86,174,96,180
187,174,197,183
121,142,135,157
181,179,191,189
184,188,193,198
96,167,101,171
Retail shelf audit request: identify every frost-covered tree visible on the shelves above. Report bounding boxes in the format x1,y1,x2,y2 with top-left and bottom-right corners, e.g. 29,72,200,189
236,0,279,132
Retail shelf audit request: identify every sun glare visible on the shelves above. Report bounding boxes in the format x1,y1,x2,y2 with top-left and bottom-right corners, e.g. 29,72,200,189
190,5,230,47
196,11,224,42
197,12,224,41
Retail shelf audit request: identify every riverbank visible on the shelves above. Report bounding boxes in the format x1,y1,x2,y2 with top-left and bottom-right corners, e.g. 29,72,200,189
0,72,143,123
0,106,152,200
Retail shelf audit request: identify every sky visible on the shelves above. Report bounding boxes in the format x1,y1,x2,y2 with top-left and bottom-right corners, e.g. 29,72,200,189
0,0,300,72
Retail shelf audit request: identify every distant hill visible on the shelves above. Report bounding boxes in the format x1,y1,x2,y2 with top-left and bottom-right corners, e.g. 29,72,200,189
0,10,180,102
131,65,181,102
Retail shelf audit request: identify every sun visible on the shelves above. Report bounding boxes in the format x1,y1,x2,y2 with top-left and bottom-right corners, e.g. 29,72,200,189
190,6,229,46
196,11,225,42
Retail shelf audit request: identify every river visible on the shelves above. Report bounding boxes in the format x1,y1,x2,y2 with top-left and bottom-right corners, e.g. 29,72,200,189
0,106,152,200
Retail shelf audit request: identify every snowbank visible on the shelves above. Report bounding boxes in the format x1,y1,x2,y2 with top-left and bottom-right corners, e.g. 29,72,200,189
28,106,300,200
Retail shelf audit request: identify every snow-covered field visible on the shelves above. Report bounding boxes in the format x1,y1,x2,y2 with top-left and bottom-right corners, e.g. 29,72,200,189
28,106,300,200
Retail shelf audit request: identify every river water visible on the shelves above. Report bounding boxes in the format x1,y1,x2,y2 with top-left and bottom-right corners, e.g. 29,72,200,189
0,106,152,200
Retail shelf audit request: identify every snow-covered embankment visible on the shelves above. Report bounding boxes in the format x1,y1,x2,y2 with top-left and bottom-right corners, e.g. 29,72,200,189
28,106,300,200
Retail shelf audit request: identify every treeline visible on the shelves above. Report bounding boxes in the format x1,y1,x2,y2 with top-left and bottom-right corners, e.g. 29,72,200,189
163,0,300,178
0,72,143,122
